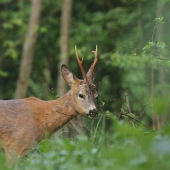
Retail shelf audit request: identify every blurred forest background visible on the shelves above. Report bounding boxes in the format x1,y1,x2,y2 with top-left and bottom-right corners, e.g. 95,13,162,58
1,0,170,169
1,0,170,130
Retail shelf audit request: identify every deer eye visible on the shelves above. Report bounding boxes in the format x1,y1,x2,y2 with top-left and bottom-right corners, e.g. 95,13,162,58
79,94,84,99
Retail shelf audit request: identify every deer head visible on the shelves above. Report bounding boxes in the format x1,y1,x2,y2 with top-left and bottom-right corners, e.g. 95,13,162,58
61,45,98,119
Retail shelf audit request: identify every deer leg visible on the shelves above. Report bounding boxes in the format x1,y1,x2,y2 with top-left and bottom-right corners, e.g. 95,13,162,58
4,146,17,166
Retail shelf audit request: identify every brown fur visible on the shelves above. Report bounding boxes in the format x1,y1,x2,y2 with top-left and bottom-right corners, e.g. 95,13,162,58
0,90,78,160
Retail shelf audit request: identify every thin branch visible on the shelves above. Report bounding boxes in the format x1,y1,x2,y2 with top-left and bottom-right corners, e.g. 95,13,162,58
122,46,143,51
46,85,58,97
98,76,110,85
156,57,170,61
121,113,155,131
152,24,157,44
125,91,131,113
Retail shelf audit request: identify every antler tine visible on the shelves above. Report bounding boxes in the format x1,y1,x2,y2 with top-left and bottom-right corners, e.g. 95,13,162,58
87,45,98,83
75,45,87,82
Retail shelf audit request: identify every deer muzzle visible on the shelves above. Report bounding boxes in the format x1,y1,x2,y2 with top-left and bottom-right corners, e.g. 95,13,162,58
87,108,98,118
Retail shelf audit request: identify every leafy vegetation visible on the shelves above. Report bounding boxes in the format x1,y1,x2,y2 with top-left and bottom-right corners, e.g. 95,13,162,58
1,116,170,170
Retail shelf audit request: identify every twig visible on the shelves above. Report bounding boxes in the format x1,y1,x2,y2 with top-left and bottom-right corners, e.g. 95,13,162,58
98,95,124,103
125,91,131,113
121,46,143,51
98,76,110,85
46,85,58,97
139,107,147,118
156,57,170,60
124,113,155,131
115,112,155,132
152,24,157,44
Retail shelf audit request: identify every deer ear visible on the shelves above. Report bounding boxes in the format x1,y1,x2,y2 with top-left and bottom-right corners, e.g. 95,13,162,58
61,64,77,86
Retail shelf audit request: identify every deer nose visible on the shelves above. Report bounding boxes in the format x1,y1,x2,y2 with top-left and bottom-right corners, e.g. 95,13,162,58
89,108,98,117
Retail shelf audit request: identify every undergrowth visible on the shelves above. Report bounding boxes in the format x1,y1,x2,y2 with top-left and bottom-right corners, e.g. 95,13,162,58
1,115,170,170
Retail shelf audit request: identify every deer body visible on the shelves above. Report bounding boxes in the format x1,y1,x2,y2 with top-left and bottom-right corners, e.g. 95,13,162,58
0,91,77,158
0,46,99,161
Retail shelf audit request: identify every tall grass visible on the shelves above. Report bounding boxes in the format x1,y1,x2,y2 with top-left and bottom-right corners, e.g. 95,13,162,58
1,115,170,170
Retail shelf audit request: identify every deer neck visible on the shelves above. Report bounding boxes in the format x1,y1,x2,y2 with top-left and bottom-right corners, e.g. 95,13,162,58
36,90,78,135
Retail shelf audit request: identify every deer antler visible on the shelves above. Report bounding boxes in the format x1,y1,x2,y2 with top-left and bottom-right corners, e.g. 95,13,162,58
87,45,98,83
75,45,87,82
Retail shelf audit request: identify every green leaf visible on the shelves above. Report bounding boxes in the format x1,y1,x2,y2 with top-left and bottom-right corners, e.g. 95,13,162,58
106,110,110,114
6,49,18,59
39,26,48,33
143,44,152,50
127,113,136,119
3,40,14,48
157,41,165,49
0,70,8,77
101,101,105,106
121,107,125,113
149,41,155,46
12,18,22,26
154,17,160,21
154,17,164,22
2,22,13,29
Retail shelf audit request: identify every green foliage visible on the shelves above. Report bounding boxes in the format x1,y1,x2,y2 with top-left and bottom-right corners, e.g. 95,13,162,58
0,0,12,3
0,69,8,77
0,117,170,169
157,41,165,49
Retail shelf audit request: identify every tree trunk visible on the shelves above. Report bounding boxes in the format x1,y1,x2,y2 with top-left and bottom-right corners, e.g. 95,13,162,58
152,0,165,130
137,0,144,48
156,1,165,85
57,0,73,97
14,0,41,99
56,0,75,138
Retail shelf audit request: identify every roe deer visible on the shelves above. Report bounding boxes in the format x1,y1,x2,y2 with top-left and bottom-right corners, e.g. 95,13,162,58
0,45,99,161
